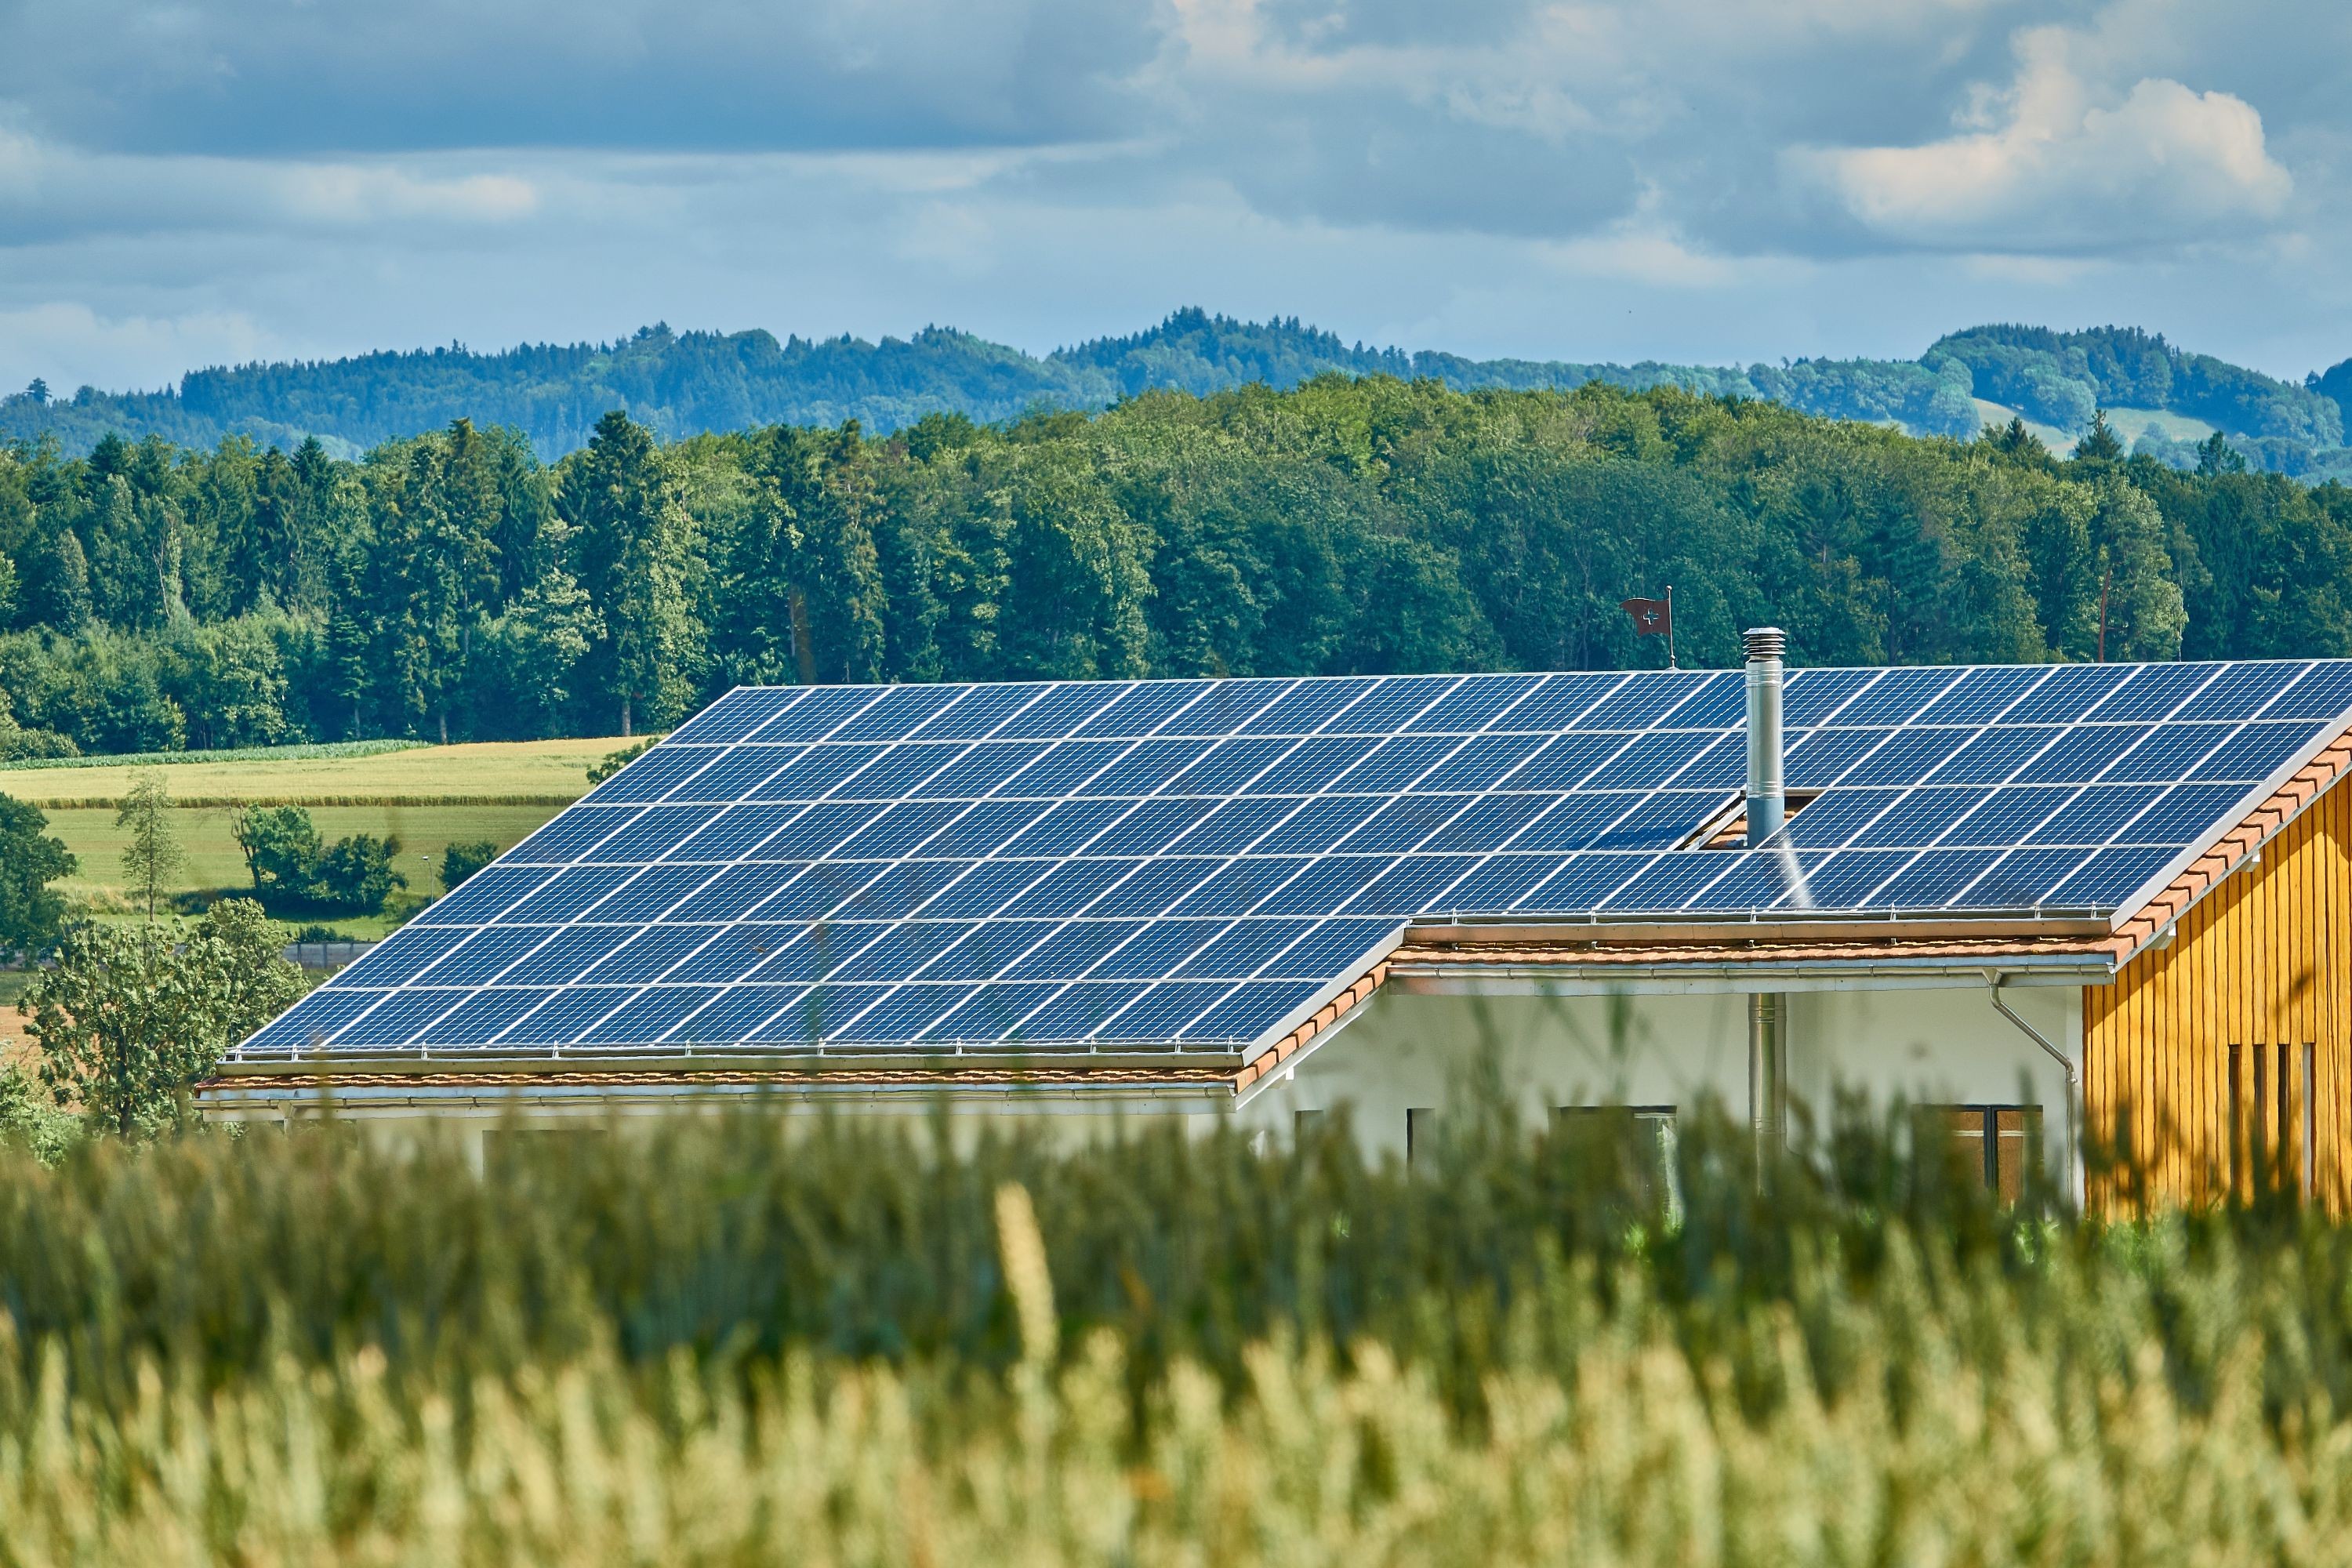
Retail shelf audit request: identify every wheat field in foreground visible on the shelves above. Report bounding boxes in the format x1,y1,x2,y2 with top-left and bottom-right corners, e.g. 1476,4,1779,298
1,1102,2348,1564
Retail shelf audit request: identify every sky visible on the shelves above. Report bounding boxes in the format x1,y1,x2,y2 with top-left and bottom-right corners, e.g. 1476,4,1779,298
2,0,2348,395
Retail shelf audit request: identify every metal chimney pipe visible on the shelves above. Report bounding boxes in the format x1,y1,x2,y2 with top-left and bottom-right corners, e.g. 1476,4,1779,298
1743,626,1787,848
1743,627,1790,1173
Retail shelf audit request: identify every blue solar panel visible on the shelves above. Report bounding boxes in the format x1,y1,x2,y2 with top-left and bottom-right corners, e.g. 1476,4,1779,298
2191,723,2319,782
667,688,802,744
1090,920,1226,980
580,986,720,1044
1089,857,1221,916
1324,676,1456,734
672,985,809,1044
2025,785,2165,845
1104,982,1232,1041
833,984,970,1043
246,660,2352,1061
592,746,721,802
1181,981,1323,1042
1080,739,1212,797
925,799,1051,856
415,986,553,1047
503,985,636,1044
1008,921,1148,979
1164,679,1293,735
755,687,879,741
912,682,1052,739
419,925,560,985
998,800,1128,857
1180,918,1317,978
1912,666,2048,724
1242,678,1375,735
1076,681,1214,737
1439,854,1571,911
1785,728,1894,788
581,925,720,984
927,982,1062,1040
2265,662,2352,720
1835,666,1965,726
501,866,638,922
916,920,1061,981
340,924,471,985
334,988,459,1047
1782,666,1878,724
1408,673,1544,732
1496,673,1624,731
670,748,801,801
1089,798,1215,856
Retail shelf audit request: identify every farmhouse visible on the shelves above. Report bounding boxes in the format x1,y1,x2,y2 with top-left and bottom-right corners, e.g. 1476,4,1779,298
201,637,2352,1207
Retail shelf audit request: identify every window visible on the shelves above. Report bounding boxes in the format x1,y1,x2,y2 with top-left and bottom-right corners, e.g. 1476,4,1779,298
2229,1043,2317,1199
1922,1105,2040,1203
1554,1105,1679,1218
1406,1108,1439,1165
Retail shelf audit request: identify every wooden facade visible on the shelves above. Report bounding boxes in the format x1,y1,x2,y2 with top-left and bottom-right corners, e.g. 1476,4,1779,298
2085,775,2352,1208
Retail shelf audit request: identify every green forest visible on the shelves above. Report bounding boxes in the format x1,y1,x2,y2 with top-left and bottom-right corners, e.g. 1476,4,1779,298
3,373,2350,760
7,310,2350,478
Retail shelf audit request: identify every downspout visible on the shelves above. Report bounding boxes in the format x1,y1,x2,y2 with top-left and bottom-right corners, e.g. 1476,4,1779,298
1987,970,2081,1207
1744,628,1788,1171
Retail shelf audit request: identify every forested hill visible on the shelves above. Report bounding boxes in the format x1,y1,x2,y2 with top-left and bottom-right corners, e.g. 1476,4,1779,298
6,310,2350,478
5,377,2352,767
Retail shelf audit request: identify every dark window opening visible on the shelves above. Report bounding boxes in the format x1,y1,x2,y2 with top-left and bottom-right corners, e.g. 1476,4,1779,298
2230,1042,2318,1199
1921,1105,2041,1203
1554,1105,1680,1217
1406,1107,1439,1165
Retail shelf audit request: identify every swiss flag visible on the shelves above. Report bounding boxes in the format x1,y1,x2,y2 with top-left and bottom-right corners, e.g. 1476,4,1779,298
1620,595,1671,637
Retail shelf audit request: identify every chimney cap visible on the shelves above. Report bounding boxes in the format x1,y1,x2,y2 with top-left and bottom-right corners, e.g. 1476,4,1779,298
1743,627,1787,663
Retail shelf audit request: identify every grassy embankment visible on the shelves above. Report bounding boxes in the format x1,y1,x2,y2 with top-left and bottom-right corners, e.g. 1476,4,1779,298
2,735,614,942
0,1102,2345,1562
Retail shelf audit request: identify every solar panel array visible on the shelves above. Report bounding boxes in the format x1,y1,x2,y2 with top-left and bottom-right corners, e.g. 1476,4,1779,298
242,659,2352,1059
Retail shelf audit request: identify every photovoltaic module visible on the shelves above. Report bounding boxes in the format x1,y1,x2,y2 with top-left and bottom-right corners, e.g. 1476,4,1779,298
239,659,2352,1060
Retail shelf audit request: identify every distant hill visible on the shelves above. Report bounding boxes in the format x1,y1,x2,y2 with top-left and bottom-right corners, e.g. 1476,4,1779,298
5,308,2350,479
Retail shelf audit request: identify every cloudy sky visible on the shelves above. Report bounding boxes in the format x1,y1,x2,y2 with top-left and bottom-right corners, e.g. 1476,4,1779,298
2,0,2347,394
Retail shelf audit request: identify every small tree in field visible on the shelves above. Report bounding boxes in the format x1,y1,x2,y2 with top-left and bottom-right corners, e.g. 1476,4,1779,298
116,768,184,919
26,898,304,1138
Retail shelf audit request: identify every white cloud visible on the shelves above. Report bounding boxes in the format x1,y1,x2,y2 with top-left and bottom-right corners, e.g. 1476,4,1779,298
1794,25,2291,253
0,302,281,394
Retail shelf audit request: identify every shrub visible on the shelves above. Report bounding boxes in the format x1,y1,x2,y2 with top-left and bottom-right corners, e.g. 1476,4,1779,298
20,898,302,1137
439,838,498,891
314,832,405,913
230,803,406,914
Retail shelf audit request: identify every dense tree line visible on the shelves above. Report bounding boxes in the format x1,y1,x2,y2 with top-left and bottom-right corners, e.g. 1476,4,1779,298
12,310,2349,470
3,377,2351,756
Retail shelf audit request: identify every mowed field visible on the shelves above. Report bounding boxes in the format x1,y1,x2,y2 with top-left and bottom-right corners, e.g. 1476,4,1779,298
5,735,618,808
3,736,619,942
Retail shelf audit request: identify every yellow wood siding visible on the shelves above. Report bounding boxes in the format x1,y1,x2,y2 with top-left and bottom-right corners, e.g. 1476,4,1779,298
2085,778,2352,1209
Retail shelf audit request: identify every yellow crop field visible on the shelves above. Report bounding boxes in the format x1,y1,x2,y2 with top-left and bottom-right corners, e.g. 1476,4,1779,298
2,735,622,808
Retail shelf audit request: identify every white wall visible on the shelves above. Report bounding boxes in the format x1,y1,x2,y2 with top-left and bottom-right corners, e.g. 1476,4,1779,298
1234,981,2082,1173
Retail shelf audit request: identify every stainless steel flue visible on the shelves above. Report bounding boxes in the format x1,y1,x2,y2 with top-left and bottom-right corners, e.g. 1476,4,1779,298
1743,626,1787,848
1744,627,1790,1169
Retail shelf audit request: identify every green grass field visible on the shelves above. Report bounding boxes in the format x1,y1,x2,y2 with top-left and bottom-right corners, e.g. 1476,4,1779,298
5,735,624,938
4,733,619,808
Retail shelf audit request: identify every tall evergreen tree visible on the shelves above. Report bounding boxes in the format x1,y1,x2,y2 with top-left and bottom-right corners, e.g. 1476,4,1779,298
560,411,701,735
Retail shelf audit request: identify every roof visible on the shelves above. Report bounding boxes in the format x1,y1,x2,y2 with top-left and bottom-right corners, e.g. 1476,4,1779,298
223,659,2352,1084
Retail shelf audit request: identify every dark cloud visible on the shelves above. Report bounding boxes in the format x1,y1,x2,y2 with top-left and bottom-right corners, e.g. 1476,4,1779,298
2,0,2350,394
0,0,1161,155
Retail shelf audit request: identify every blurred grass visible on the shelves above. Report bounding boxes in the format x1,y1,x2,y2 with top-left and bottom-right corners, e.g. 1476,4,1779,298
2,1092,2350,1559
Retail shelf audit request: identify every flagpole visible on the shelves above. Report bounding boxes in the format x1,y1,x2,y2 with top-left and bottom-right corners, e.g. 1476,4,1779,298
1667,584,1676,670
